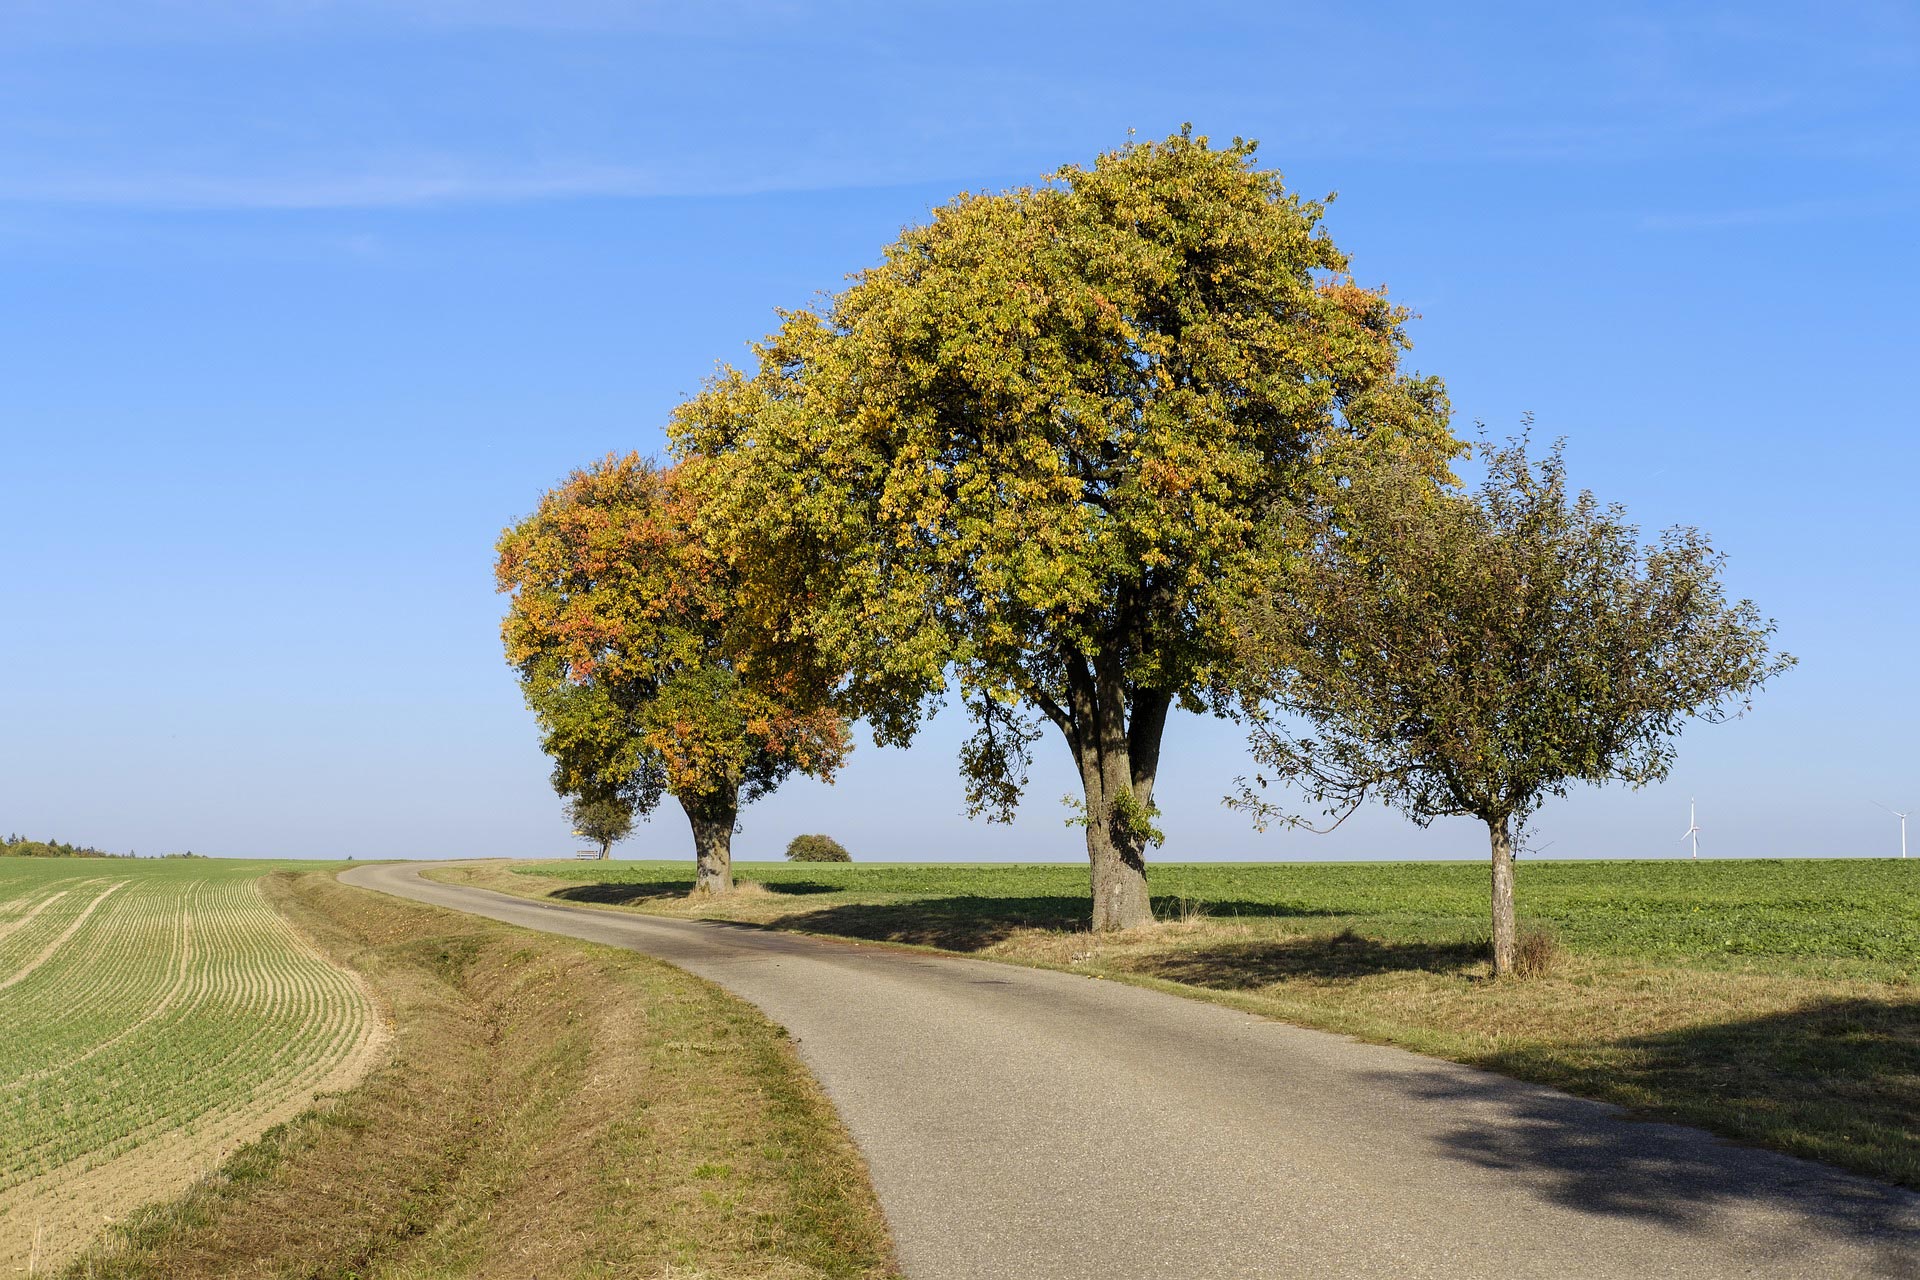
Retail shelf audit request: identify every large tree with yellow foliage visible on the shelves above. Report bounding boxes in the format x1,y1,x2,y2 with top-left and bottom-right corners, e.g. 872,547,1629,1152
675,129,1457,929
496,454,848,894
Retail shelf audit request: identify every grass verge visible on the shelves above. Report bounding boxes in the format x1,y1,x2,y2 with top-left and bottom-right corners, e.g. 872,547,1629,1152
434,857,1920,1191
58,869,898,1280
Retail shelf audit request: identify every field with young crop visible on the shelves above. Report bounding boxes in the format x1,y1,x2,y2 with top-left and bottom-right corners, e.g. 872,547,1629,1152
0,858,383,1272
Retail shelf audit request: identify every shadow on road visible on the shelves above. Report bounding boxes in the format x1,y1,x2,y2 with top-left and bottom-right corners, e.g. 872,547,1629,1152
552,880,694,905
771,896,1083,950
1370,999,1920,1269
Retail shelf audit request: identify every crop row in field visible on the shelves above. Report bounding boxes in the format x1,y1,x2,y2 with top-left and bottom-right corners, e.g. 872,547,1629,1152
0,858,382,1272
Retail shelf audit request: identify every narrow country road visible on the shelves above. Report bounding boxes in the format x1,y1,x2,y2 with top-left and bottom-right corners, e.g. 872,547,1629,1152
340,862,1919,1280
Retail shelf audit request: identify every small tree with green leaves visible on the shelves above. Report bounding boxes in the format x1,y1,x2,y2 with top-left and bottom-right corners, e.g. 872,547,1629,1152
1231,435,1793,975
566,793,635,859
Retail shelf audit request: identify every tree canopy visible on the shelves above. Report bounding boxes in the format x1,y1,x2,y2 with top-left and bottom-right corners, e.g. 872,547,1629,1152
1231,435,1793,972
566,792,635,860
496,454,849,892
785,833,853,863
674,127,1456,928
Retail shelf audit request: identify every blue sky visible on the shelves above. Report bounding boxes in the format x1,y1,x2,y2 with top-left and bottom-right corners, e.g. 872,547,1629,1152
2,1,1915,862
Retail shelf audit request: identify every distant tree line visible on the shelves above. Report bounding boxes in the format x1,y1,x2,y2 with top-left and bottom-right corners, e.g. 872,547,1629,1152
2,834,126,858
496,128,1789,973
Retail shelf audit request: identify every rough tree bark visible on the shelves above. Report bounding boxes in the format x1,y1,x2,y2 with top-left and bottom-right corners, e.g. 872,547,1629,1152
1077,753,1153,932
679,790,738,896
1040,659,1172,933
1487,816,1517,976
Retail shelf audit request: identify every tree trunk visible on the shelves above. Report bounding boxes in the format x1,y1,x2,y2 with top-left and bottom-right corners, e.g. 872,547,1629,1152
1082,764,1153,933
597,838,611,860
1488,816,1517,976
1032,652,1172,933
1067,679,1170,934
679,789,738,895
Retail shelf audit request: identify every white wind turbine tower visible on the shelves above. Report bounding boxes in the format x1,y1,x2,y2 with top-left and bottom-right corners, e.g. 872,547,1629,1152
1679,798,1700,859
1874,802,1909,859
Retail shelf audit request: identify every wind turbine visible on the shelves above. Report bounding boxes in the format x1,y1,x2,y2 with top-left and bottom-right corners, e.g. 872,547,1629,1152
1679,799,1700,860
1874,802,1909,859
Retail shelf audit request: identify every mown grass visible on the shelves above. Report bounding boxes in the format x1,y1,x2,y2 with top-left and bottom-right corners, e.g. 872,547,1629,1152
440,857,1920,1189
57,869,898,1280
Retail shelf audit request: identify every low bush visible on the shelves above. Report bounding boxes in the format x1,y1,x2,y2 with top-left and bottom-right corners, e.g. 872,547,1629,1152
785,834,852,863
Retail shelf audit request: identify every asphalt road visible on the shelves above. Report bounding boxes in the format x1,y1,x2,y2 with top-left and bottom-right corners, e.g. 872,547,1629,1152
340,862,1919,1280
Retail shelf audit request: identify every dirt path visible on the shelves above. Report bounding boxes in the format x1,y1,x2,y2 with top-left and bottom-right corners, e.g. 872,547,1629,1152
342,861,1920,1280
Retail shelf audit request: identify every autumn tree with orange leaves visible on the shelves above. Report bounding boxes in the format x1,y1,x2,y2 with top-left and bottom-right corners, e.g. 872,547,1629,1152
496,454,848,894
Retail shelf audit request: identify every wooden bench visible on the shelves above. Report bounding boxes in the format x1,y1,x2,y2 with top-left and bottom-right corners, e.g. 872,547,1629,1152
574,849,601,860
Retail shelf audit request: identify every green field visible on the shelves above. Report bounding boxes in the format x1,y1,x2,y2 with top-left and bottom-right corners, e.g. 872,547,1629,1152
0,857,379,1271
506,856,1920,979
448,856,1920,1188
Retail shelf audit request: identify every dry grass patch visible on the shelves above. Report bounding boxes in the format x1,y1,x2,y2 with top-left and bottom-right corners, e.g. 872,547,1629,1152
59,871,897,1280
1514,925,1562,979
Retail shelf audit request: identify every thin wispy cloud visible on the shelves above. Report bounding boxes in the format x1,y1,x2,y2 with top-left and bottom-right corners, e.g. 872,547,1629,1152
1638,197,1904,231
0,162,992,211
1,2,1912,216
0,0,829,41
0,165,666,211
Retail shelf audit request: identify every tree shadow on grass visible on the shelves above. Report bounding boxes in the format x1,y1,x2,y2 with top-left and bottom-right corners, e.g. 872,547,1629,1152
551,876,1342,941
1594,997,1920,1142
551,880,694,905
1481,997,1920,1191
1153,897,1346,922
763,895,1350,953
1123,931,1486,988
770,896,1092,951
550,877,844,904
1370,998,1920,1265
